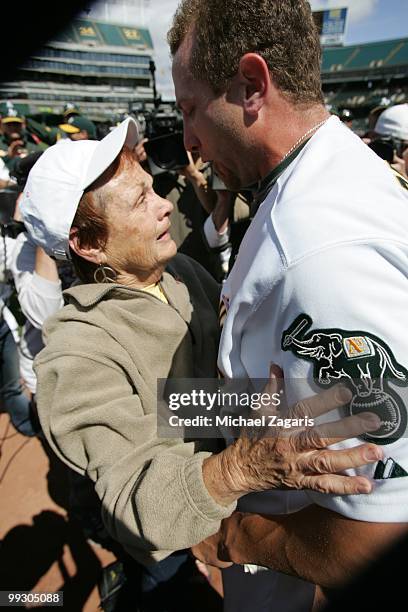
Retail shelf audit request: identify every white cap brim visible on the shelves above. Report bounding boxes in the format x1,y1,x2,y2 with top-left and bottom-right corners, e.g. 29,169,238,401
83,117,139,189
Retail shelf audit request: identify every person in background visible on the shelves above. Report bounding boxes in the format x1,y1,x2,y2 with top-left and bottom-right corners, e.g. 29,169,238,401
338,108,354,129
372,103,408,180
59,115,97,141
0,103,45,172
10,152,65,418
62,103,81,122
141,138,226,281
0,155,40,436
362,99,391,143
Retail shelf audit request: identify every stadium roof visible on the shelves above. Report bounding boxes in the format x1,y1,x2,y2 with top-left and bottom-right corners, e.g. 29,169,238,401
322,37,408,74
53,18,153,50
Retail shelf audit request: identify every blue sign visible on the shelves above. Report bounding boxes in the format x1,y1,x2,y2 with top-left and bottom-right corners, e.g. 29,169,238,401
321,8,348,46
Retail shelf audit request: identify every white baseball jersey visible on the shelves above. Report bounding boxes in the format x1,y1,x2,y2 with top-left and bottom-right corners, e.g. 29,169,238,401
219,115,408,522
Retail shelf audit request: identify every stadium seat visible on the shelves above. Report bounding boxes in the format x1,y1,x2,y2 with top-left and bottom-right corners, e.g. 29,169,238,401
344,40,402,70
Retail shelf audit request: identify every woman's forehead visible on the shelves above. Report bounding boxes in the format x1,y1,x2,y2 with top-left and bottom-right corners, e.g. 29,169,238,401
124,159,153,188
104,158,153,207
111,155,148,186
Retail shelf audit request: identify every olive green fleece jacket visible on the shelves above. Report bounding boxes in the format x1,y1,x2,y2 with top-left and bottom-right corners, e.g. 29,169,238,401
34,254,236,565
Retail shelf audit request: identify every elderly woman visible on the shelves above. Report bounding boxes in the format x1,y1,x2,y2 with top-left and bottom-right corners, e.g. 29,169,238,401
20,119,380,580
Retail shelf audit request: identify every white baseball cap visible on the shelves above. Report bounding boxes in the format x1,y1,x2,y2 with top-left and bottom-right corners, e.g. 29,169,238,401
374,103,408,142
20,117,139,259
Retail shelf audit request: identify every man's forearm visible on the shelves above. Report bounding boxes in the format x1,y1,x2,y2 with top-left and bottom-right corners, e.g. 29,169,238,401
220,507,408,588
219,512,294,575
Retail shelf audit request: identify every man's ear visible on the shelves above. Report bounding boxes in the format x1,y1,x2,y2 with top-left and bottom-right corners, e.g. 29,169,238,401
69,227,106,264
238,53,270,116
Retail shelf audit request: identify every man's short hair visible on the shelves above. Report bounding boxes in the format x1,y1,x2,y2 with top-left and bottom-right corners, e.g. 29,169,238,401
168,0,324,105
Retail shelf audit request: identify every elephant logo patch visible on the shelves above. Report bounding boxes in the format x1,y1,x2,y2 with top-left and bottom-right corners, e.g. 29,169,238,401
281,314,408,445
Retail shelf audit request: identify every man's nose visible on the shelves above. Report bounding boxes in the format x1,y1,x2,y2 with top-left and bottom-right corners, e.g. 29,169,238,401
183,121,200,154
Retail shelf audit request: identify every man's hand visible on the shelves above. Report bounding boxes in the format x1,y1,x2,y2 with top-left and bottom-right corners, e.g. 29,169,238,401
213,507,408,588
391,153,408,178
179,150,205,180
134,138,148,163
191,531,233,569
191,512,269,569
216,512,272,566
8,139,26,158
179,151,217,212
202,366,383,506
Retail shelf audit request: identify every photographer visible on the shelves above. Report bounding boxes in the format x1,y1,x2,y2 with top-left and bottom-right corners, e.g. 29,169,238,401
141,112,225,280
1,153,65,433
0,178,36,435
371,103,408,182
142,113,250,281
202,179,252,278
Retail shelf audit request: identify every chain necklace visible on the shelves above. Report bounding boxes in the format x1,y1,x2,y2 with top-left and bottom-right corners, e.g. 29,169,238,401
279,118,328,164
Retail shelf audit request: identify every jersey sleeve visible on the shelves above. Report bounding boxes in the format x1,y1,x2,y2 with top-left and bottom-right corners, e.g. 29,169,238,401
278,241,408,521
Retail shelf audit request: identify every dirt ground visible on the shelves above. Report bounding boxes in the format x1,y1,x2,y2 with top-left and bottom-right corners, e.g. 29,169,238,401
0,412,117,610
0,412,222,611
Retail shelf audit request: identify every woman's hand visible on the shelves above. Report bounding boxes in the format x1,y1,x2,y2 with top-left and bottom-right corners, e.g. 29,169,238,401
202,366,383,506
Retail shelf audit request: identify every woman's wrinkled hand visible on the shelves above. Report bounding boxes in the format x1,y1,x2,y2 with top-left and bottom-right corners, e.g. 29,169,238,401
203,365,383,505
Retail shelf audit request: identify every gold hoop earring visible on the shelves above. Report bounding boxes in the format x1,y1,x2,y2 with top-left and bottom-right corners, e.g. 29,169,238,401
93,264,117,284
